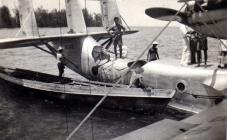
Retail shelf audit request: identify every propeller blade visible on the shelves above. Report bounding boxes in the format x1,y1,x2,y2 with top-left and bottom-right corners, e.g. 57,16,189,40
101,37,112,46
145,8,186,23
105,38,113,50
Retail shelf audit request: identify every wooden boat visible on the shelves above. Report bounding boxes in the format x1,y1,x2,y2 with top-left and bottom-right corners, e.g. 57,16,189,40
0,66,176,113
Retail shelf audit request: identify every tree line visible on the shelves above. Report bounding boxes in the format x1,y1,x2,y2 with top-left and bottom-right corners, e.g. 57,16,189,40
0,6,102,28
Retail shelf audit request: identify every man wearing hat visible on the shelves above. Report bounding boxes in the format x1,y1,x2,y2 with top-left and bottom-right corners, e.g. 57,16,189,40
147,41,160,62
107,17,126,59
57,47,65,80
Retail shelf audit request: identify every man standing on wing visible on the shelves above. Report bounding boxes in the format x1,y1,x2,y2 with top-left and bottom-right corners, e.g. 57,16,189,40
108,17,126,59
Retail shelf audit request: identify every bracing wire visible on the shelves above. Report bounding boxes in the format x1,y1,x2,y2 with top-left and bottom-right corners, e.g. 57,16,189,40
120,14,131,31
84,0,88,34
64,3,187,140
58,0,63,36
193,2,227,49
30,0,40,37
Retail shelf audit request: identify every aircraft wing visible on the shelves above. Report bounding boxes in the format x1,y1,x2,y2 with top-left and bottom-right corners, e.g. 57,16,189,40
0,30,138,49
113,100,227,140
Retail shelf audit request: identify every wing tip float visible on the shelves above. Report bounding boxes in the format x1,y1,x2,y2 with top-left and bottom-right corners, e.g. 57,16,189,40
145,7,186,24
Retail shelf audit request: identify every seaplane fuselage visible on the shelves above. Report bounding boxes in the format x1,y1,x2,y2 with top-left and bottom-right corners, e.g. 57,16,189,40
58,35,227,97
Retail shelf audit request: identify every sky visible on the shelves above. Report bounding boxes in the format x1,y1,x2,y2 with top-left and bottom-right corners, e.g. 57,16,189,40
0,0,183,26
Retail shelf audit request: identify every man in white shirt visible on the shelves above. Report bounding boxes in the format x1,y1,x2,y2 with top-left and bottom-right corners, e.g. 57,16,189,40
218,40,227,68
57,47,65,79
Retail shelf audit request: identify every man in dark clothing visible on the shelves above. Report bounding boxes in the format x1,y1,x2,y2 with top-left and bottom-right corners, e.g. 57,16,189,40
147,41,159,61
189,32,197,64
200,34,208,65
195,33,202,67
108,17,126,59
196,43,202,67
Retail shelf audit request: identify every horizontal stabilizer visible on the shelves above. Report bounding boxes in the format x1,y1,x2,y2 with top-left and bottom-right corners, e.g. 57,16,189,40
145,8,186,24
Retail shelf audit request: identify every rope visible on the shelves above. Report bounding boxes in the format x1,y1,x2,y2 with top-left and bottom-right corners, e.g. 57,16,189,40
58,0,63,37
64,3,187,140
15,11,32,37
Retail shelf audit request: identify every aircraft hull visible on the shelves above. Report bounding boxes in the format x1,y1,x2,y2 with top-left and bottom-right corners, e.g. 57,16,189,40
141,59,227,92
141,59,227,112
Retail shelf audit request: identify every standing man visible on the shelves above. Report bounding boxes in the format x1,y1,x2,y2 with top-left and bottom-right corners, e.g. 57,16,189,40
147,41,159,62
195,33,202,67
218,39,227,68
200,34,208,66
180,26,191,66
189,32,197,64
107,17,126,59
57,47,65,80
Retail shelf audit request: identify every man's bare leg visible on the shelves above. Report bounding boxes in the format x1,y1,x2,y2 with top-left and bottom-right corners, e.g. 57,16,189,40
114,44,118,59
119,45,123,58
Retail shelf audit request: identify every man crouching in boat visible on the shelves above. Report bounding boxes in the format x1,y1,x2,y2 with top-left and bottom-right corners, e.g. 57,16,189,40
57,47,65,80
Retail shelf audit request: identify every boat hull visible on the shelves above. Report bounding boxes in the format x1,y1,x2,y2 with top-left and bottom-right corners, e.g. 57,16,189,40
0,66,175,114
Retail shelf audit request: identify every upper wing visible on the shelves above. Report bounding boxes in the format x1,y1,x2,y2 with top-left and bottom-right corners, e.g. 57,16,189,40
0,30,138,49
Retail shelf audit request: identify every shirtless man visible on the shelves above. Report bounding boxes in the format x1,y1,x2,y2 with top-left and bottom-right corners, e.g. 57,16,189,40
108,17,126,59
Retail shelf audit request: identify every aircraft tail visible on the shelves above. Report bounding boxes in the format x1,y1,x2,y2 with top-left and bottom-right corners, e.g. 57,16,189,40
65,0,87,33
17,0,39,37
100,0,122,28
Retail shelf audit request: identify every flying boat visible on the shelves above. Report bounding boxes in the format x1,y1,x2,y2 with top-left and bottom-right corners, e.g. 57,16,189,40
0,0,177,113
1,0,227,114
